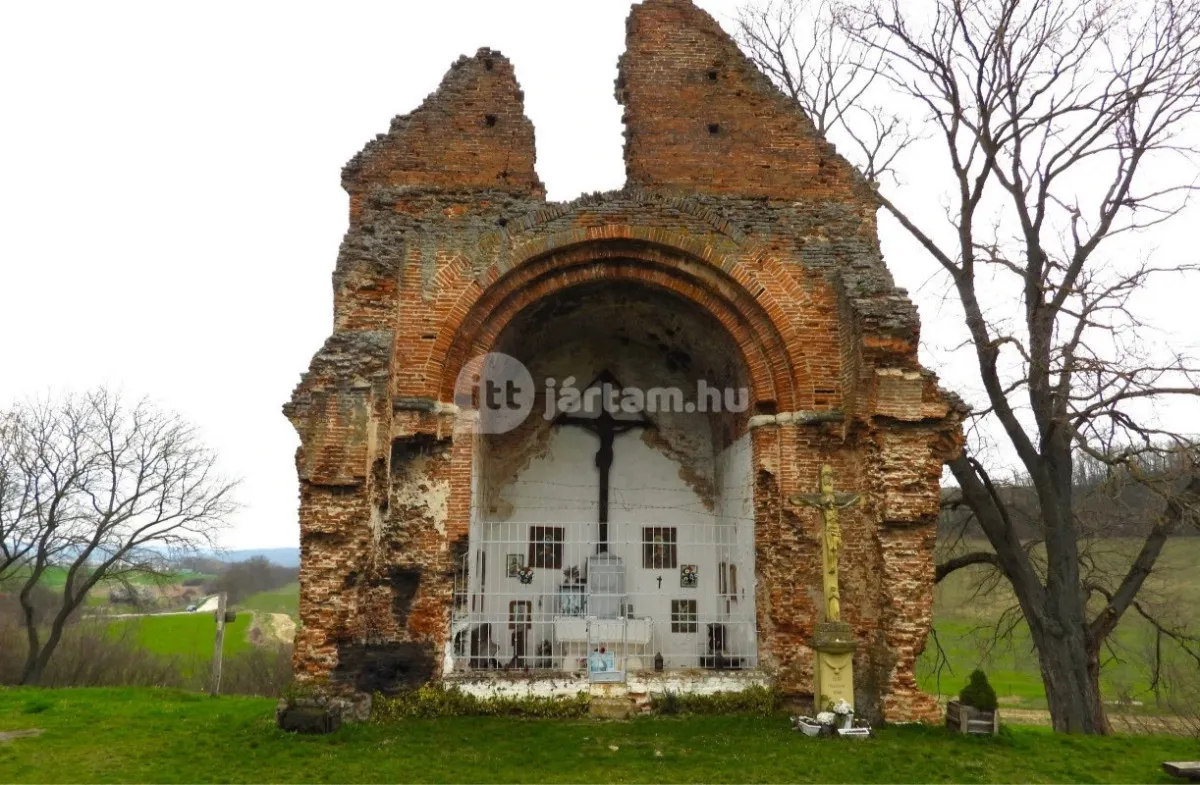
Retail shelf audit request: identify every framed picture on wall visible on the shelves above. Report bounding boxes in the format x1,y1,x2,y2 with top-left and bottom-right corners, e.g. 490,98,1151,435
680,564,698,588
528,526,564,569
506,553,524,578
642,527,678,569
509,600,532,629
671,599,698,633
718,562,738,599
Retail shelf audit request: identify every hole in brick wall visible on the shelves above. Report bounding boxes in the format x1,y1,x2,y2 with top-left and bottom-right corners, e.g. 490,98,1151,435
708,123,720,134
484,58,494,71
391,434,440,470
755,400,778,415
485,114,497,127
707,70,718,81
497,217,509,228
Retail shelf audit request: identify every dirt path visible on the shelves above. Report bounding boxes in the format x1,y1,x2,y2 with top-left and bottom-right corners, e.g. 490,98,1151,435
0,730,43,743
247,612,296,646
1001,708,1196,736
94,594,219,619
268,613,296,643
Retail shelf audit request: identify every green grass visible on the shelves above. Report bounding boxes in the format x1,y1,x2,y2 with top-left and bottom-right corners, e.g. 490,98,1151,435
0,688,1195,784
918,537,1200,710
237,583,299,619
109,613,253,659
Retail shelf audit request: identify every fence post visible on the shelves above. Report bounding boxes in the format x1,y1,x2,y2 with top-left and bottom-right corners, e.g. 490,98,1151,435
209,592,227,697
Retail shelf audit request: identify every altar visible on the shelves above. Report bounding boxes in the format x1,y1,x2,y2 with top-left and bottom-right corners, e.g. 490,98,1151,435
553,616,654,674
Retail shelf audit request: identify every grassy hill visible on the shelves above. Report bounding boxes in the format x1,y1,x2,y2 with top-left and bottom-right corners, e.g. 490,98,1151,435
237,583,299,619
0,687,1196,784
4,566,214,590
917,537,1200,709
109,613,254,659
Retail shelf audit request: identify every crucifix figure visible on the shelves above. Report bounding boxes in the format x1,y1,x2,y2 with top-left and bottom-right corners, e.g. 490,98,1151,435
788,465,860,623
554,372,653,554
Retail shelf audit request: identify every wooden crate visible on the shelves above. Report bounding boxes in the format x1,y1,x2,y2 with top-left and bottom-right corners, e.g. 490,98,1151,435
946,700,1000,735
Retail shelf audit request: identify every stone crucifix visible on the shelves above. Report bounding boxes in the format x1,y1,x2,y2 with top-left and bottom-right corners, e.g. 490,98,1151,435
788,464,860,623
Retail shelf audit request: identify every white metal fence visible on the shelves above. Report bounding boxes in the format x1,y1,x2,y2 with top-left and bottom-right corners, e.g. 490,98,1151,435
448,520,758,678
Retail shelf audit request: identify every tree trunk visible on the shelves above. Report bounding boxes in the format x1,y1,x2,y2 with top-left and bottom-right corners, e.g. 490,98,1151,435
19,610,69,686
18,587,42,685
19,647,41,686
1029,618,1111,733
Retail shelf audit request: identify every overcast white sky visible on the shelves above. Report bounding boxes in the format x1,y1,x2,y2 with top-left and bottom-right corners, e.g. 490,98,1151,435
3,1,1197,549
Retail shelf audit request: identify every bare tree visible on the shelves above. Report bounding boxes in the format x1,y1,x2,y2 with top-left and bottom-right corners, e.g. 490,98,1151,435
739,0,1200,733
0,389,237,685
0,409,37,581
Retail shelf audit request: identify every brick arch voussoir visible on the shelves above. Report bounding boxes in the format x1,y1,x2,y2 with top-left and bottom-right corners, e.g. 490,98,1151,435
453,260,786,408
420,233,815,410
432,247,804,410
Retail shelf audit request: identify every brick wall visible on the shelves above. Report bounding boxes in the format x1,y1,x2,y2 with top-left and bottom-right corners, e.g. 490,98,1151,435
285,0,964,723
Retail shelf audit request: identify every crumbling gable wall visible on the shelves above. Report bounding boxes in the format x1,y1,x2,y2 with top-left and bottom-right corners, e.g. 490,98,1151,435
617,0,873,205
286,0,964,722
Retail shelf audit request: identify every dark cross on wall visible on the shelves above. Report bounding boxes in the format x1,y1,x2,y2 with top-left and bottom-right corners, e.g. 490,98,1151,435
553,371,654,554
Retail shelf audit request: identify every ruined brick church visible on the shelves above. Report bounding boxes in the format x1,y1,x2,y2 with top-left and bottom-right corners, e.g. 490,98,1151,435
285,0,964,722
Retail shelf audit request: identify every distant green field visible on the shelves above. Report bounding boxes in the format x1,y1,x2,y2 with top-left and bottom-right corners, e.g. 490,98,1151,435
237,583,299,619
917,537,1200,710
3,566,214,587
110,612,253,659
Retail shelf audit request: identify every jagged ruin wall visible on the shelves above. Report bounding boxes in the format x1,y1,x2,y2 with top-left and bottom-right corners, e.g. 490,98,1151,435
284,0,964,722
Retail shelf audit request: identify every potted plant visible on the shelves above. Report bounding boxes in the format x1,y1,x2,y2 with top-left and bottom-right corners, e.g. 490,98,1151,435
791,700,871,739
947,669,1000,734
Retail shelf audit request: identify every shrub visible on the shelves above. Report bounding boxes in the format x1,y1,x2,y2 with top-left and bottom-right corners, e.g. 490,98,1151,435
218,644,294,697
655,689,682,715
649,685,782,716
372,683,589,721
959,669,999,712
0,616,293,698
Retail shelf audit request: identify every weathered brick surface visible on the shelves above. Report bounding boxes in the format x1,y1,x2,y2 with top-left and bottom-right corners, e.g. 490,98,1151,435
617,0,873,205
285,0,964,722
343,47,544,223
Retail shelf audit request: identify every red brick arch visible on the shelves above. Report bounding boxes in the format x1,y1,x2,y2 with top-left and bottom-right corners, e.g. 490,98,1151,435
427,235,814,413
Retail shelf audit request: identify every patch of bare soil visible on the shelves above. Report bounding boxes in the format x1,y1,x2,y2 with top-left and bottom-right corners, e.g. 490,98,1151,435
0,729,43,742
1000,708,1197,736
247,612,295,646
268,613,296,643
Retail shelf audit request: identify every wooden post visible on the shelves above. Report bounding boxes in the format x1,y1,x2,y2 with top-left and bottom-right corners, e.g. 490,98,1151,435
209,592,227,697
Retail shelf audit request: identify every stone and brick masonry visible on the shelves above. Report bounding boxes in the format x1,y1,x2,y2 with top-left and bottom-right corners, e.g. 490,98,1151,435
284,0,965,722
